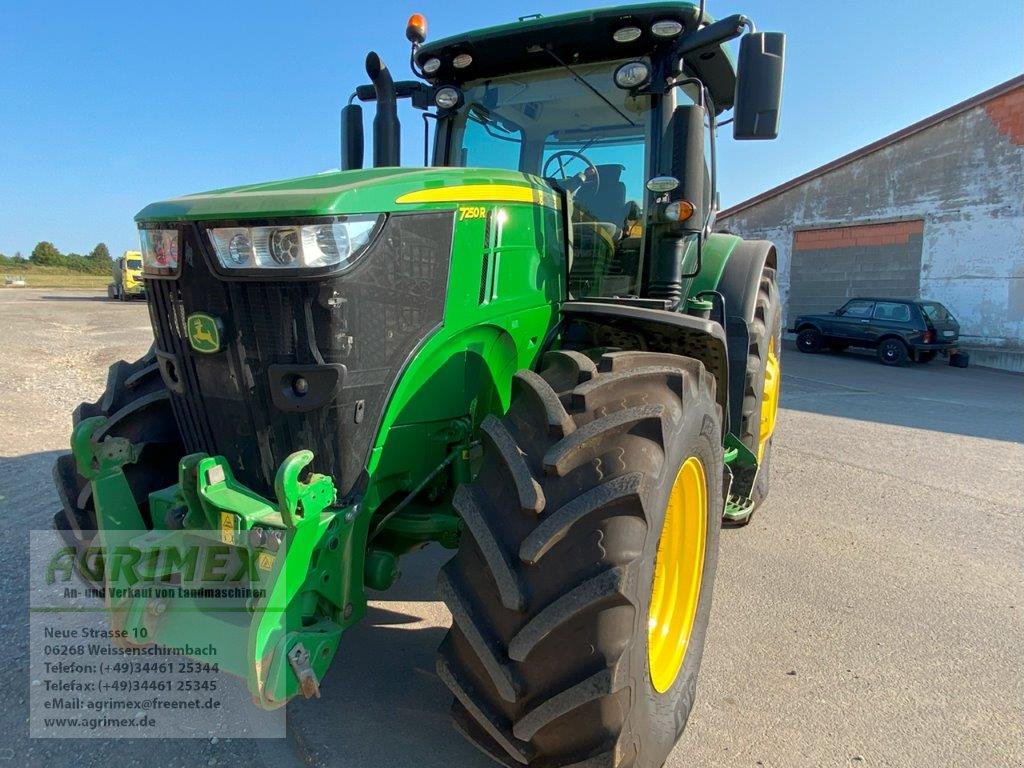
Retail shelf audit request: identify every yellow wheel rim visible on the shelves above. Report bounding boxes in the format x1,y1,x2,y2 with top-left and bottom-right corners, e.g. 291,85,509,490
758,336,781,461
647,456,707,694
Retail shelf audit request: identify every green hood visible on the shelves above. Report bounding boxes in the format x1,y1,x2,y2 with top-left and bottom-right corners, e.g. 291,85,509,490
134,167,552,222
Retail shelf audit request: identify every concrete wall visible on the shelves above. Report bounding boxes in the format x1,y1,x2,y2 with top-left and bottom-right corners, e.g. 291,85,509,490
718,83,1024,360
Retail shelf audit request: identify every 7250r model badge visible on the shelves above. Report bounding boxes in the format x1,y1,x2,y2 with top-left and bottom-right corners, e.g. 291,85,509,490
186,312,221,354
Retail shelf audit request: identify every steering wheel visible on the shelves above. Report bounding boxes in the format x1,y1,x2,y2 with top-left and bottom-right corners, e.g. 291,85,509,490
543,150,601,194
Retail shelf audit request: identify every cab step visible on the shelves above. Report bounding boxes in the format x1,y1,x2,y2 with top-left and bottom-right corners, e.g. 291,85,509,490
723,493,755,525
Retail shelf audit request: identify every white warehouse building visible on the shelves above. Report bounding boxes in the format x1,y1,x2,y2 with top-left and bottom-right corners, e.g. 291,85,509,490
717,75,1024,371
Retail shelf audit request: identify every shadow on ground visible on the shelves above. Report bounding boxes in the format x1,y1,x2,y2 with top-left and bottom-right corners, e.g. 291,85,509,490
37,294,114,302
779,342,1024,443
287,544,489,768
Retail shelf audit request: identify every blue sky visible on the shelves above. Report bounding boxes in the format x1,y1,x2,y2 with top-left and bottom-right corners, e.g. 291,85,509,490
0,0,1020,258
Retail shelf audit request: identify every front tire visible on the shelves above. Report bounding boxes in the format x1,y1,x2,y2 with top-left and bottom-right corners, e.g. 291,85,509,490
52,349,182,584
438,350,723,768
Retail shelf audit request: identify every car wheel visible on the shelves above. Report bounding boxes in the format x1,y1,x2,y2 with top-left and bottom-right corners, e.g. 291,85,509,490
796,328,822,353
877,339,908,366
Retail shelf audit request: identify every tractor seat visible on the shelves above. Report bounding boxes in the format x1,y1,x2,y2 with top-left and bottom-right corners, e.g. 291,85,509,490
574,163,629,226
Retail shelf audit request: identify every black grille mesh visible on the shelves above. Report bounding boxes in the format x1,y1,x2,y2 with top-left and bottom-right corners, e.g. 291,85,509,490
146,212,454,499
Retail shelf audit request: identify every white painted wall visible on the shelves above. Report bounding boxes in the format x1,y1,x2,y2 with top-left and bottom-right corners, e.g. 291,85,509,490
719,97,1024,355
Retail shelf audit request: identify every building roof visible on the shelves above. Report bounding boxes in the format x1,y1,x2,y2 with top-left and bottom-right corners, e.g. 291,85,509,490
719,74,1024,219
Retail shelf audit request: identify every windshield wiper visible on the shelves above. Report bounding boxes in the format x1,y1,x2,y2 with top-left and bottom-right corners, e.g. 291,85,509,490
543,47,636,128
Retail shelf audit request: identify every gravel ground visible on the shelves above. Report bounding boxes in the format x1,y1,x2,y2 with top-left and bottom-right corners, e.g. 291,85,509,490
1,289,1021,768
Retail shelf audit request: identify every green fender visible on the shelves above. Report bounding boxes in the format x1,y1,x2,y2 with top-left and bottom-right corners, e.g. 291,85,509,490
687,234,778,471
689,233,777,325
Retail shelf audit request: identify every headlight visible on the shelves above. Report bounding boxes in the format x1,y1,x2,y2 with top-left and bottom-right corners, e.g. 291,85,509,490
614,61,651,89
613,26,642,43
139,229,179,272
651,19,683,37
422,57,441,74
434,86,461,109
207,215,382,271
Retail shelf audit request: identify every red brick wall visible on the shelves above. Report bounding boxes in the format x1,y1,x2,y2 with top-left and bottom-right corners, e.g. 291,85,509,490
985,85,1024,145
793,220,924,251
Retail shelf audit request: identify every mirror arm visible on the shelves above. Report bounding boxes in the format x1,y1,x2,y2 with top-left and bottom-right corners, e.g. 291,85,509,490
677,14,750,56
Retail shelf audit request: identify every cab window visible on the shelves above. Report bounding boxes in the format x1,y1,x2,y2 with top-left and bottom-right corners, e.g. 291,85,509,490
126,259,142,270
839,300,874,318
447,61,652,297
460,111,523,170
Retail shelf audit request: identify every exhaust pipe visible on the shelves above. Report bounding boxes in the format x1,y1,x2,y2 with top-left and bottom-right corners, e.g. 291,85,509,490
365,52,400,167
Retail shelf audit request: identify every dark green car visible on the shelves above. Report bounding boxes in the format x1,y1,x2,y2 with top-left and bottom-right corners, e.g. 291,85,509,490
792,297,960,365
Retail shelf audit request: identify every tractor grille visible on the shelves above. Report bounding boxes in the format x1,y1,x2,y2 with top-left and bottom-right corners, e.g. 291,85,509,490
146,211,454,500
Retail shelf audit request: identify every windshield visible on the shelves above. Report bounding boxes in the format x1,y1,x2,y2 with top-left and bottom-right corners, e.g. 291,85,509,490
126,259,142,270
920,302,955,323
446,61,654,297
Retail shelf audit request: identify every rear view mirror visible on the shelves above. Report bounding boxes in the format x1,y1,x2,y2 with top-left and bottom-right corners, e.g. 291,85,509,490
733,32,785,140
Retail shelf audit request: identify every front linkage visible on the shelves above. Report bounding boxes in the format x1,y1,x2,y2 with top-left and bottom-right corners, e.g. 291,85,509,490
70,415,366,707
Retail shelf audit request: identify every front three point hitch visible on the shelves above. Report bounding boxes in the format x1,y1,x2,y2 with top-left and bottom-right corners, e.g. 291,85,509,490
69,416,363,708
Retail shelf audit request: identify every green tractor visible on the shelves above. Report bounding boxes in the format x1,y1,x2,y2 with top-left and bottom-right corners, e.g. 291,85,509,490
54,3,784,765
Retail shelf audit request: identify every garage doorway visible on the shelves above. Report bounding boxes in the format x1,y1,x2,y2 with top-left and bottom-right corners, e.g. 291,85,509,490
789,220,924,318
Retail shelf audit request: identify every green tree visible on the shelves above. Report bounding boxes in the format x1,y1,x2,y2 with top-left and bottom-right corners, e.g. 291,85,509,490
89,242,111,262
30,241,63,266
87,242,113,274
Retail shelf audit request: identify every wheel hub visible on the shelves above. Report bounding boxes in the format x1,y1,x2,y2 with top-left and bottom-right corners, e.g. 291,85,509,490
647,456,707,694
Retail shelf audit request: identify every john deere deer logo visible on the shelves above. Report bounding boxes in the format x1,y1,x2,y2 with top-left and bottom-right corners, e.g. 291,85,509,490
187,313,221,353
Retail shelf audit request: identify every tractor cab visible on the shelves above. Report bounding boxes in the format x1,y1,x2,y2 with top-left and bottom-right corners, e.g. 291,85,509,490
344,2,783,304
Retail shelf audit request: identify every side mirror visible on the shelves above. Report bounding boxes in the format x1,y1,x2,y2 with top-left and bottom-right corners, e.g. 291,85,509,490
340,104,364,171
733,32,785,140
661,103,706,233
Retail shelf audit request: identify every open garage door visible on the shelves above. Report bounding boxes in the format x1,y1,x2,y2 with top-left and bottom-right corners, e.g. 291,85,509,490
789,220,924,318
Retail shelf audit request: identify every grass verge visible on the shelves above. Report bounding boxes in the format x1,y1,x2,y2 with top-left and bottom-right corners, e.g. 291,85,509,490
0,267,109,289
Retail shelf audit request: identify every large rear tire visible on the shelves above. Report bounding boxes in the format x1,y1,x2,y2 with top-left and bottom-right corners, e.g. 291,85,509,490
732,267,782,522
52,348,182,583
437,350,723,768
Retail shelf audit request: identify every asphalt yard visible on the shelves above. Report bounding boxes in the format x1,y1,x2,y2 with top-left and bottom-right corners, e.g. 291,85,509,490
1,289,1021,767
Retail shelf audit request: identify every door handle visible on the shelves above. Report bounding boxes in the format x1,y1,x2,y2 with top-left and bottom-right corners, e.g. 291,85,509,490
860,319,869,323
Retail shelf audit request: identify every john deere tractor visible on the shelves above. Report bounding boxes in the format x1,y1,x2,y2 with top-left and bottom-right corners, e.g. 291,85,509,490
54,3,784,765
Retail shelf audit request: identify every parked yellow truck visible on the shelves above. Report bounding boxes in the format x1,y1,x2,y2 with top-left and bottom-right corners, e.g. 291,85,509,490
107,251,145,300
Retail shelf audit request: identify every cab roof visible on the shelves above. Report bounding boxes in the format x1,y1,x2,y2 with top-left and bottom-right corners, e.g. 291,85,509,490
416,2,737,111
